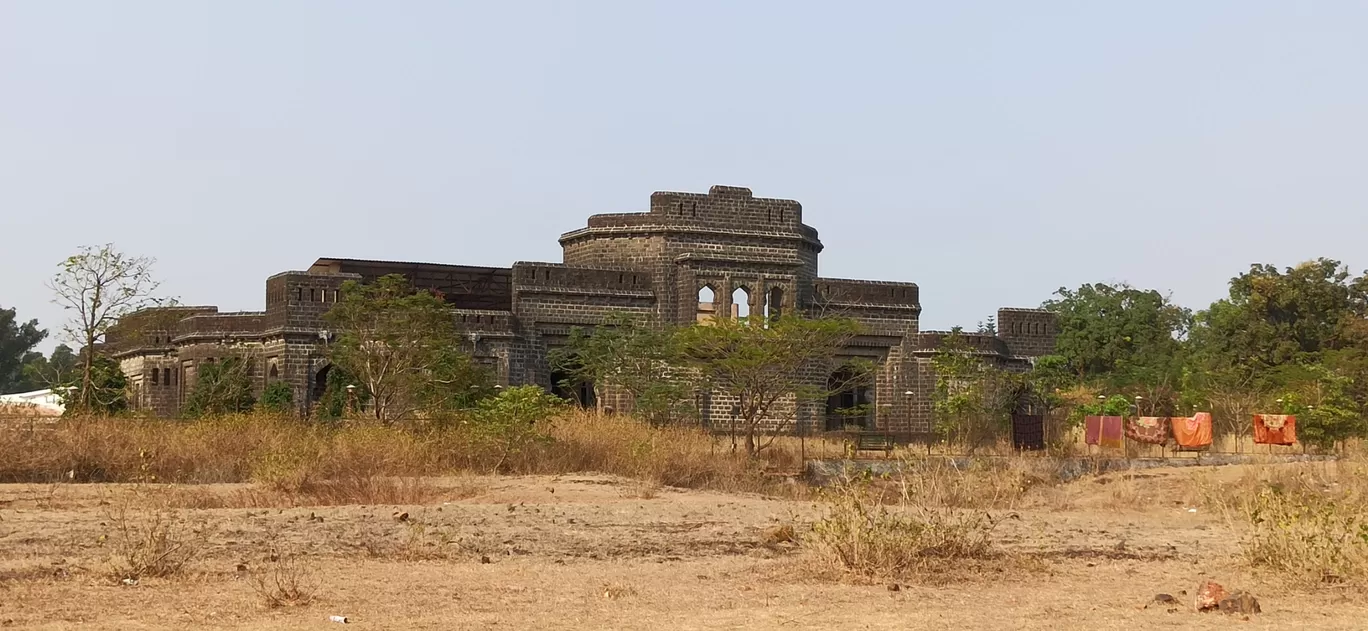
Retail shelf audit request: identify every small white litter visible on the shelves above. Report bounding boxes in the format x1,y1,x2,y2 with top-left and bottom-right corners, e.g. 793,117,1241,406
329,615,349,624
1187,508,1198,513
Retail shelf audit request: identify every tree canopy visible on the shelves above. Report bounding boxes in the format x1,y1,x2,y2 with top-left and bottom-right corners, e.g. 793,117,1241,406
324,274,490,421
0,306,47,394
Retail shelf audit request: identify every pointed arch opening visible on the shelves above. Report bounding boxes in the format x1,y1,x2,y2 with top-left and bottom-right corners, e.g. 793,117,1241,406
696,285,717,323
731,287,751,319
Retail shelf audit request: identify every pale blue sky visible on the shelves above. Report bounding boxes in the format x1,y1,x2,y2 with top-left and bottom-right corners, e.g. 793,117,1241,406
3,2,1366,353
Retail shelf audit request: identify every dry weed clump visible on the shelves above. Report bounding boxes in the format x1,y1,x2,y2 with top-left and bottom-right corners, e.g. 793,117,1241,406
249,549,319,608
1240,488,1368,586
1202,458,1368,588
807,474,998,579
892,456,1063,510
104,494,203,582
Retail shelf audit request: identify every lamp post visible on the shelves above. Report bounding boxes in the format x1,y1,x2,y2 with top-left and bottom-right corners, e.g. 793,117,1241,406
1134,395,1144,416
1093,395,1106,456
344,384,356,417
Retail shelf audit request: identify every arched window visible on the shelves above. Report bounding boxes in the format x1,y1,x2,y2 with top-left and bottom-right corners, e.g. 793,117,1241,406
732,287,751,319
696,285,716,323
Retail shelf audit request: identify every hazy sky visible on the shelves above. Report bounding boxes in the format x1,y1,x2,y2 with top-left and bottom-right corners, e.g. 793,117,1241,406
3,2,1366,353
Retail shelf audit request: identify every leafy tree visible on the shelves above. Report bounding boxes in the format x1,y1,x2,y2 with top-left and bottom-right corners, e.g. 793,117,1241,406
258,381,295,414
183,357,255,417
467,385,564,471
49,244,166,414
1189,259,1367,384
1273,363,1365,450
1186,260,1368,436
324,274,489,421
20,344,78,391
675,314,864,456
929,329,1020,449
58,354,127,415
1043,283,1191,387
550,313,696,424
0,306,47,393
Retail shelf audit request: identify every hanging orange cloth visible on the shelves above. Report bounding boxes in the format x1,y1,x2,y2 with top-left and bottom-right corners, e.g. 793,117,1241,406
1254,414,1297,445
1099,416,1124,449
1172,412,1213,449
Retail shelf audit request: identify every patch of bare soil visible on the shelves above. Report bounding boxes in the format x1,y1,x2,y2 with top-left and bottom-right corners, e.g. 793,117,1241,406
2,467,1366,629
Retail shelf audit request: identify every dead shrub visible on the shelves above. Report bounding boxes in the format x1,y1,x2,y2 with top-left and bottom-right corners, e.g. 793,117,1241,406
807,474,998,579
104,496,202,581
249,549,319,608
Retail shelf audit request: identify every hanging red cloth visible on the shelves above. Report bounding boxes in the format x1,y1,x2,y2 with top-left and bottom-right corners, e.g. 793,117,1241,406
1254,414,1297,445
1084,416,1102,445
1099,416,1124,449
1172,412,1213,449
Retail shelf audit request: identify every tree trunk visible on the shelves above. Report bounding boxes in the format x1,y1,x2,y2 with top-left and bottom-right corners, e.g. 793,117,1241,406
80,332,95,414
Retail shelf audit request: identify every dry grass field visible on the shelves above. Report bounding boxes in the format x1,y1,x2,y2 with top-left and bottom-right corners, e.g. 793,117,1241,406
2,463,1368,630
4,415,1368,629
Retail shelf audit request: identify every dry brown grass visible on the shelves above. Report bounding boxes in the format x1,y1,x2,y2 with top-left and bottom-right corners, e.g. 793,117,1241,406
163,476,449,509
0,411,795,496
806,473,999,580
1190,456,1368,588
890,456,1064,510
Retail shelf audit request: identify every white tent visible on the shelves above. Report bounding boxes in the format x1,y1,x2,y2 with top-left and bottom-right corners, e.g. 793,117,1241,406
0,389,66,416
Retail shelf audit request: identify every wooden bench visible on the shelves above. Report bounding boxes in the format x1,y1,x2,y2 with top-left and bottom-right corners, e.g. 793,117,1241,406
851,432,895,457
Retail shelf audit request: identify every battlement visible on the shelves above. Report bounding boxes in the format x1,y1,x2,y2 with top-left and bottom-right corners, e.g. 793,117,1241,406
814,278,920,309
912,331,1013,356
995,308,1058,358
648,185,803,231
512,262,653,294
105,305,218,354
175,311,268,341
453,309,515,333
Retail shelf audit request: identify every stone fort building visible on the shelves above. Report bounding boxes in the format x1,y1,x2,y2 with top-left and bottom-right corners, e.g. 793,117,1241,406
106,185,1057,433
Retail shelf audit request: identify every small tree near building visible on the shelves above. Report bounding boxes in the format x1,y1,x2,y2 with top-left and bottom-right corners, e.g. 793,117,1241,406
183,357,256,417
49,244,167,415
675,314,864,456
550,313,696,424
324,274,489,422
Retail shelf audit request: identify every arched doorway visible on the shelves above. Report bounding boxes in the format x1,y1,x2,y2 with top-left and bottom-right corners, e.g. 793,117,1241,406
550,367,595,408
765,286,784,321
312,364,331,403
